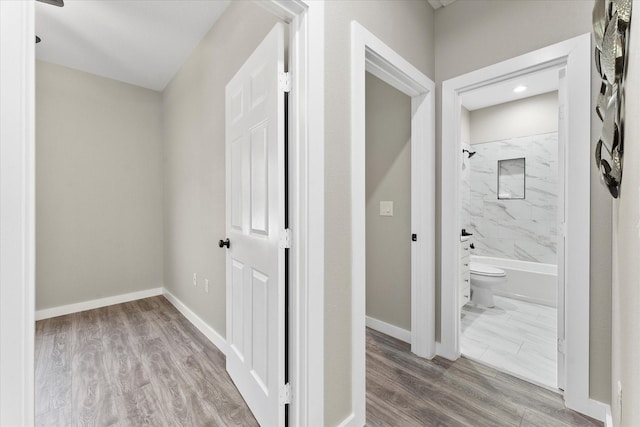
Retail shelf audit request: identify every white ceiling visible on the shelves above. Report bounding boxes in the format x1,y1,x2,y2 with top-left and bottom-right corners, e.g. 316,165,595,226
460,67,560,111
35,0,231,91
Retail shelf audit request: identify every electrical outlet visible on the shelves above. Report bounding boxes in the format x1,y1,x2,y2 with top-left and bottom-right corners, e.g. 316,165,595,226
193,273,197,287
204,279,209,294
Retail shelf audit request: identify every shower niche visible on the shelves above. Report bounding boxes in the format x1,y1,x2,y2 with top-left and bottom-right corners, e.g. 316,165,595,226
497,157,525,200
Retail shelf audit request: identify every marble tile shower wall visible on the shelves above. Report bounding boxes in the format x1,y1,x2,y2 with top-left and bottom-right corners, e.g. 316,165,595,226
464,132,558,264
461,143,472,231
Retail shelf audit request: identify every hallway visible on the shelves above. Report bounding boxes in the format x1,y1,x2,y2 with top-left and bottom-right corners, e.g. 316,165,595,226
35,295,604,426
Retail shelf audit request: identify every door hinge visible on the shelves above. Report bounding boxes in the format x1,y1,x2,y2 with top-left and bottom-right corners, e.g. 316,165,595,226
279,383,292,405
557,338,565,354
279,72,291,93
279,228,292,249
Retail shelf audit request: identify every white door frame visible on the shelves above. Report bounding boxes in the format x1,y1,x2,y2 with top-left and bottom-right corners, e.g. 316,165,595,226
258,2,325,425
350,22,436,427
440,34,605,420
556,68,568,392
0,1,325,426
0,1,36,425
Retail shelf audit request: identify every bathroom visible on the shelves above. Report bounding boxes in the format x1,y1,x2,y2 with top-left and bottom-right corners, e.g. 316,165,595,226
458,74,561,389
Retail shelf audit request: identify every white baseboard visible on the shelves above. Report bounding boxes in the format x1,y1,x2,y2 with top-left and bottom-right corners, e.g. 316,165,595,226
366,316,411,344
435,341,458,361
585,398,608,422
35,287,163,320
335,413,355,427
162,289,228,356
36,287,229,357
605,405,612,427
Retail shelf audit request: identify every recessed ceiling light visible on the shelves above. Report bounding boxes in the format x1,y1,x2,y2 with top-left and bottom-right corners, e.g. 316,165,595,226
513,85,528,93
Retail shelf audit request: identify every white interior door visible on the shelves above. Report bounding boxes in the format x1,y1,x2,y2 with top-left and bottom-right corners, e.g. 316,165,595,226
224,23,286,426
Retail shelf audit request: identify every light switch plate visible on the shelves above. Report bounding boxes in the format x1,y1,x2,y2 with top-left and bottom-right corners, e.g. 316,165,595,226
380,201,394,216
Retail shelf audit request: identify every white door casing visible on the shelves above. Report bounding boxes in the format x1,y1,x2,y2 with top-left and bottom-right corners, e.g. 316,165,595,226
0,1,36,425
350,22,436,427
257,2,326,425
557,67,568,391
441,34,604,420
225,23,286,427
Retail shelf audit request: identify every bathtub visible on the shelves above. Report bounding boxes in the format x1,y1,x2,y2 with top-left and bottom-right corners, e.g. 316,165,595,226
470,255,558,308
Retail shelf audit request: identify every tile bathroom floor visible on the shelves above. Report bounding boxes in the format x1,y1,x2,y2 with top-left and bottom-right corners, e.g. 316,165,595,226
461,295,557,389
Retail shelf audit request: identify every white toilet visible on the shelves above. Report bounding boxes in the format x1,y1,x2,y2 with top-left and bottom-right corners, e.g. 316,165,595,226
469,262,507,307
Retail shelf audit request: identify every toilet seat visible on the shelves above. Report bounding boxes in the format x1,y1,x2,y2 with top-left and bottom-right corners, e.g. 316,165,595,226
470,262,505,277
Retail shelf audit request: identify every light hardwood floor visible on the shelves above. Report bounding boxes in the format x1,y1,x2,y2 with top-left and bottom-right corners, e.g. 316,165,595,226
35,296,258,426
366,328,602,427
36,297,602,426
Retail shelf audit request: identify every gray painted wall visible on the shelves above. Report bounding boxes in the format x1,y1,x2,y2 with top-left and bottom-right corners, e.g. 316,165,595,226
611,12,640,426
324,2,435,424
435,0,611,404
365,73,412,332
36,60,164,310
470,92,558,144
162,2,281,335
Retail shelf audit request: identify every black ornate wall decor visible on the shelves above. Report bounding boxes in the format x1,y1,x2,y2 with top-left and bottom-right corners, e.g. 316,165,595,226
593,0,632,198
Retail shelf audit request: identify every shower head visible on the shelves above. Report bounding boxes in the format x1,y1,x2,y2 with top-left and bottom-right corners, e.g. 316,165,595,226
463,149,476,158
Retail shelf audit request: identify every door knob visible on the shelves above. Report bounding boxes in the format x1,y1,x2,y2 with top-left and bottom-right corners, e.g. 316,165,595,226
218,238,230,248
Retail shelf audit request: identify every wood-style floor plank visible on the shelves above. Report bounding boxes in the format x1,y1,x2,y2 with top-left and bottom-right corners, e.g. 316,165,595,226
36,298,603,426
366,328,603,427
35,296,257,427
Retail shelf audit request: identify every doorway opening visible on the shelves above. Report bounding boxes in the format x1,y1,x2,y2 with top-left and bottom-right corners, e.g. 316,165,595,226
457,70,563,390
350,22,435,426
440,34,602,418
364,72,413,346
